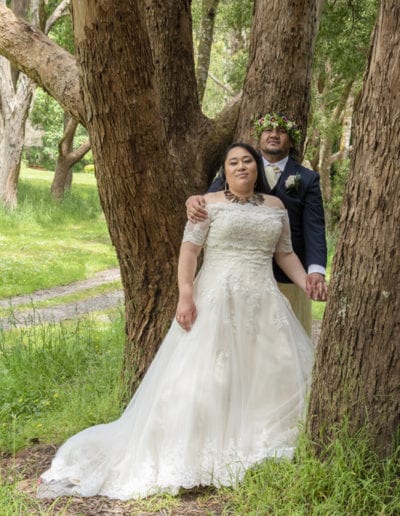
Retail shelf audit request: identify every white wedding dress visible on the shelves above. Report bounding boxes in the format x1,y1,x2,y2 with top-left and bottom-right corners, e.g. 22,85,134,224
38,202,314,500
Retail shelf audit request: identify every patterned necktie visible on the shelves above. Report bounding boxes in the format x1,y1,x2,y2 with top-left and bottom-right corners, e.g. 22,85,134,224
264,164,281,189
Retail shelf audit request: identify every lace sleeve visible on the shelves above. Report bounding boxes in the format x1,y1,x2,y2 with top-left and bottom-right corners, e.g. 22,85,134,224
275,210,293,253
182,218,211,246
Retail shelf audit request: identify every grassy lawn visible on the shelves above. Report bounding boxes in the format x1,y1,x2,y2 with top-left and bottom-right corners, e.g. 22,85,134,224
0,166,118,299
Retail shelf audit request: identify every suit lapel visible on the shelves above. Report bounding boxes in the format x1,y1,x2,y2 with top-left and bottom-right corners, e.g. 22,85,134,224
275,157,298,192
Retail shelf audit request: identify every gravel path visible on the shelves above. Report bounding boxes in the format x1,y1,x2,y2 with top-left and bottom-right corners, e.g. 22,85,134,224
0,268,123,330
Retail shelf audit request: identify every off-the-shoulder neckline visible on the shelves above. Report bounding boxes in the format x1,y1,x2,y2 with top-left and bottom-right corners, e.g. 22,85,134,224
205,201,287,213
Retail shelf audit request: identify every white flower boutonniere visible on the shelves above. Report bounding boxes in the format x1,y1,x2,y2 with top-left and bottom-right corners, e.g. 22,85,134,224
285,173,302,192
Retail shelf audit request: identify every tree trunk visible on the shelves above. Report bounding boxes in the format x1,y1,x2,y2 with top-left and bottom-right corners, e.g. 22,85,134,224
235,0,323,149
337,86,355,160
70,0,227,391
308,0,400,457
0,54,35,207
51,113,90,200
195,0,220,106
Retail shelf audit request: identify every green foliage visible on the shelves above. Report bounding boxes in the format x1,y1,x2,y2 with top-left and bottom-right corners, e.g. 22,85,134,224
315,0,379,83
46,1,75,53
0,314,125,453
192,0,253,117
27,89,91,172
326,158,351,230
0,166,117,298
84,164,95,174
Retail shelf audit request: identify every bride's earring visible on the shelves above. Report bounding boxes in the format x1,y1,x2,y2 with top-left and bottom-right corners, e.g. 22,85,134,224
224,180,229,192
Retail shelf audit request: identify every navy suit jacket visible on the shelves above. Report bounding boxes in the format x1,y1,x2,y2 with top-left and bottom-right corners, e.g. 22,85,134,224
208,156,327,283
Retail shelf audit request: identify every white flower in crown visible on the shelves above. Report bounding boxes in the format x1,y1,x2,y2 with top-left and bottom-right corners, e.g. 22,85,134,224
285,173,301,192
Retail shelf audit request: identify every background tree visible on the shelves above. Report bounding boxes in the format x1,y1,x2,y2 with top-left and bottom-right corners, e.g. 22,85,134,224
308,0,400,457
305,0,378,227
195,0,220,105
0,0,70,208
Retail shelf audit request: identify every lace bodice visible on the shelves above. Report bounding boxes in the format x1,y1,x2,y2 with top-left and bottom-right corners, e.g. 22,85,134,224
182,202,293,261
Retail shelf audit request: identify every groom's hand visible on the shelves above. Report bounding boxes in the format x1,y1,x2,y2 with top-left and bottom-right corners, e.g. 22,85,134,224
186,195,207,223
306,272,328,301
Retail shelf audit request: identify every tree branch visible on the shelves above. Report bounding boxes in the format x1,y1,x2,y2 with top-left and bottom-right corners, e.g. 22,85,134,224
0,4,84,123
45,0,70,35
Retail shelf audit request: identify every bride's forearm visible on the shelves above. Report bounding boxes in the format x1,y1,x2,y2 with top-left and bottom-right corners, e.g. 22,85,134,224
274,251,307,293
177,242,202,299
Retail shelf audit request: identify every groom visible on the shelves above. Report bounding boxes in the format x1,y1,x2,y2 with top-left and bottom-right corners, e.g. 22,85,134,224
186,113,327,335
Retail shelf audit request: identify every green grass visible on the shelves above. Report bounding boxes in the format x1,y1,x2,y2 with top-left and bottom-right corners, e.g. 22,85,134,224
0,314,126,453
0,165,118,299
222,433,400,515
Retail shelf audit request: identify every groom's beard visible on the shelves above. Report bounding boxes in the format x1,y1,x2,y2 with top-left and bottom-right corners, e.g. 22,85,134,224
264,147,286,157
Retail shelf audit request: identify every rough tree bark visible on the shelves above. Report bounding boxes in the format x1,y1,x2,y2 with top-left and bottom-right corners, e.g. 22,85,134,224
308,0,400,457
235,0,325,149
50,113,91,199
195,0,220,105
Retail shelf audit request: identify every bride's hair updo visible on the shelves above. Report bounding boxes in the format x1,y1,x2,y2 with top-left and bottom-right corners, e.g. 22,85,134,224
220,142,270,194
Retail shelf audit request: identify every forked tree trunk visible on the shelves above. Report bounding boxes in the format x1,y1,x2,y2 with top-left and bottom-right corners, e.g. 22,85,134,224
51,113,90,200
318,81,353,203
308,0,400,457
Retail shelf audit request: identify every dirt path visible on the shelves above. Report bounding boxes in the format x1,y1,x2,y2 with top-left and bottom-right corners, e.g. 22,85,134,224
0,268,123,330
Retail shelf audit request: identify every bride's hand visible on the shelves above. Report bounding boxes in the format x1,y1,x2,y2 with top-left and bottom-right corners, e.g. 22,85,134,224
176,298,197,331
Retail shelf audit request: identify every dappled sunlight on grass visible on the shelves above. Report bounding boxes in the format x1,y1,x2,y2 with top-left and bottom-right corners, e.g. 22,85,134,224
0,166,117,298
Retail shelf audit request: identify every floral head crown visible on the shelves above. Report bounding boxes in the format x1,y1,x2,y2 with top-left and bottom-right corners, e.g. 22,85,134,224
253,112,302,146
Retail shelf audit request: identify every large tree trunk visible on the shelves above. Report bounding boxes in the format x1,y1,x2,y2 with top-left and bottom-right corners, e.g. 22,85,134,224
308,0,400,457
50,113,90,200
236,0,325,149
70,0,227,390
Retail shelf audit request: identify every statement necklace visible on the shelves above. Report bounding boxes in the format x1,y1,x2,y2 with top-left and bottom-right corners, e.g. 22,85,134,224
224,189,264,206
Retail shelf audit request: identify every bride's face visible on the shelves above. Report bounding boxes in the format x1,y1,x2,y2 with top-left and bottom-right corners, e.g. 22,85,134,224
224,147,258,191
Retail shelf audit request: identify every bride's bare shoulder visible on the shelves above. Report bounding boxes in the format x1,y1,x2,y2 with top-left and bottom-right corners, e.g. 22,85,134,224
204,192,225,205
261,194,285,209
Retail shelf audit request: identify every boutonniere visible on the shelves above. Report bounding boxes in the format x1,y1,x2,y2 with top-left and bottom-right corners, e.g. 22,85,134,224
285,173,301,192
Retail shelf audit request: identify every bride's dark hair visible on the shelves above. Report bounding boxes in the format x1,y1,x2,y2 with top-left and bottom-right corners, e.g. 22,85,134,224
220,142,271,194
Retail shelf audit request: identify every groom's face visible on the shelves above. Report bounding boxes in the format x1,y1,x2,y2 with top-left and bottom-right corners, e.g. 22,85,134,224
259,126,292,159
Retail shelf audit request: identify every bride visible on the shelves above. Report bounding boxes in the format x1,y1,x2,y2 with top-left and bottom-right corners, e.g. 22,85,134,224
37,142,314,501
